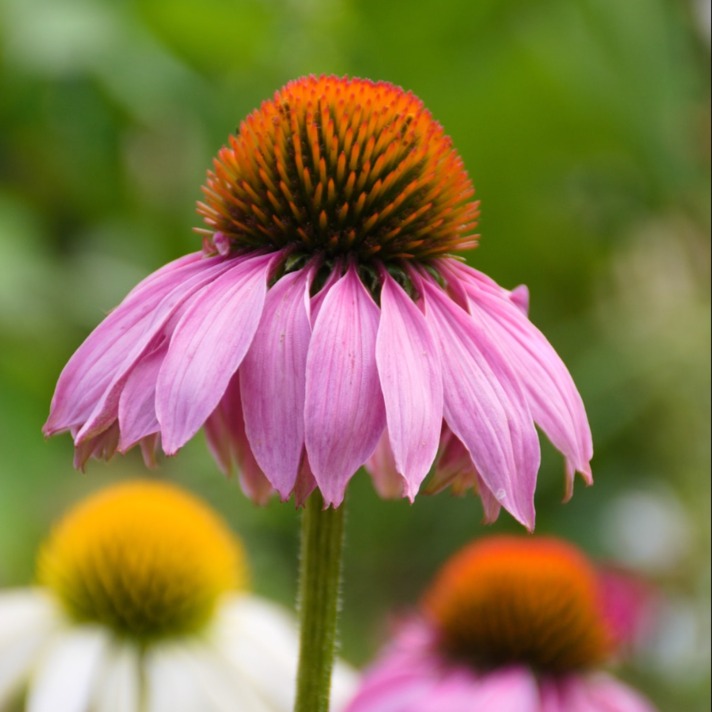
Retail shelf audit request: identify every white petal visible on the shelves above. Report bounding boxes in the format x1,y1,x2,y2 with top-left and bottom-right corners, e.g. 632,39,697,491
27,626,110,712
0,591,57,707
146,641,270,712
91,641,140,712
211,596,298,710
330,662,360,712
211,596,358,712
145,645,207,712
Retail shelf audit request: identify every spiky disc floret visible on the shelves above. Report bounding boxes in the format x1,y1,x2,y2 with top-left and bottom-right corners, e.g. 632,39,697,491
423,538,613,674
198,75,479,267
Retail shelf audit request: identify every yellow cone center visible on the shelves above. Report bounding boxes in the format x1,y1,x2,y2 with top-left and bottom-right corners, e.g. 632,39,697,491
38,481,246,641
424,537,613,674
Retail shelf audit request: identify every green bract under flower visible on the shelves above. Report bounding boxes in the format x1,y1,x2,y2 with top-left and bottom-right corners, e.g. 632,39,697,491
38,482,245,641
197,75,479,272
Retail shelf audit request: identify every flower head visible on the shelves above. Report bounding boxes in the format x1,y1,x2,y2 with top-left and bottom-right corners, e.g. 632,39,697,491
344,536,657,712
38,480,244,640
0,481,356,711
44,74,593,528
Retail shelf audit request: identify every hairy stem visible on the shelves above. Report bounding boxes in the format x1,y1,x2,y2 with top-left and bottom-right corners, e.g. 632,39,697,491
294,491,346,712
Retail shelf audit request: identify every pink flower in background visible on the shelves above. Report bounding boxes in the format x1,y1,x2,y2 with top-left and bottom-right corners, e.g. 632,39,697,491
344,536,657,712
44,75,592,528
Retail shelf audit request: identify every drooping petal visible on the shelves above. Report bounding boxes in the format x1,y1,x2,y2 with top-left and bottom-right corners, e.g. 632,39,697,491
598,568,656,650
463,666,539,712
117,344,167,451
445,259,593,491
120,253,205,302
465,274,593,493
240,268,312,497
560,673,657,712
91,642,140,712
76,258,244,444
345,675,432,712
336,621,439,712
144,645,209,712
204,374,274,505
376,274,442,499
426,429,475,495
293,454,317,506
139,434,162,469
428,430,502,523
157,254,273,454
44,253,231,436
305,266,386,506
473,477,504,525
581,674,658,712
212,596,298,712
0,591,57,707
538,679,567,712
367,432,406,499
421,279,539,529
73,423,120,470
27,627,110,712
509,284,530,315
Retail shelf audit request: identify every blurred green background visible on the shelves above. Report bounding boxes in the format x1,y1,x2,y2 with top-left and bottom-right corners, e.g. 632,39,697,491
0,0,709,708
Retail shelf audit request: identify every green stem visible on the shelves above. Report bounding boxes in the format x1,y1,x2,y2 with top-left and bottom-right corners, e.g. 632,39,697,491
294,491,346,712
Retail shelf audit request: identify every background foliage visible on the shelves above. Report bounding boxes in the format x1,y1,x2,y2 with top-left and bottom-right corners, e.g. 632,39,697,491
0,0,709,709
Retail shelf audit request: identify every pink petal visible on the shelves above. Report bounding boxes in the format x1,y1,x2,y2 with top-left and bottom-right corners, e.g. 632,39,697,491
304,265,386,506
465,667,539,712
376,274,443,499
294,454,318,506
204,373,274,504
429,430,502,523
509,284,530,315
44,253,231,435
240,268,312,497
465,276,593,493
581,674,657,712
345,655,433,712
539,679,568,712
75,259,240,444
157,254,273,454
139,434,161,468
117,345,166,451
72,422,120,469
426,429,475,495
421,278,539,529
475,477,504,524
120,252,204,301
309,266,342,324
598,568,656,650
366,432,406,499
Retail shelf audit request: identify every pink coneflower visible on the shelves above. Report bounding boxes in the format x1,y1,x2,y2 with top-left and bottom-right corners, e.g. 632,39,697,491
344,537,657,712
44,75,592,528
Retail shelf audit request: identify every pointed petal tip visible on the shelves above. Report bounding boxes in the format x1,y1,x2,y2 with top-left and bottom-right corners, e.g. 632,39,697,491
563,459,594,501
510,498,536,532
581,463,594,486
402,478,420,503
509,284,530,315
42,412,67,438
319,489,345,509
161,442,181,457
277,487,296,504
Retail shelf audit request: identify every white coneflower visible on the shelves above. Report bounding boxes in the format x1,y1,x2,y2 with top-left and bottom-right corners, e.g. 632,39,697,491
0,481,355,712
